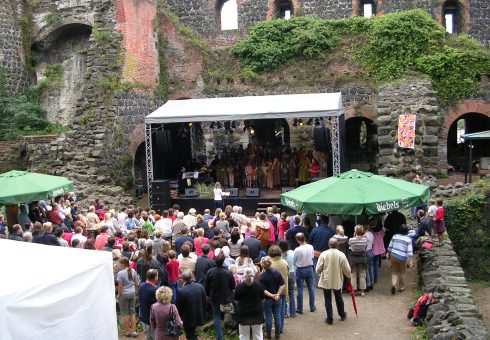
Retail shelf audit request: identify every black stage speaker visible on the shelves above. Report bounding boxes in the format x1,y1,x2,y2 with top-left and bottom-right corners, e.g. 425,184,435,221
246,188,260,197
152,194,170,208
185,188,198,197
281,187,295,193
313,127,330,152
155,130,172,154
152,180,170,194
226,188,239,197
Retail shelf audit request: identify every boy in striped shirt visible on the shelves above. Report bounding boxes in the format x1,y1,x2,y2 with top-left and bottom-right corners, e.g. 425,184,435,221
387,224,413,295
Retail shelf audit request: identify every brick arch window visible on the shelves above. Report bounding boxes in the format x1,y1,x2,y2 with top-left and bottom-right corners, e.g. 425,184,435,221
216,0,238,30
275,0,293,19
442,0,461,34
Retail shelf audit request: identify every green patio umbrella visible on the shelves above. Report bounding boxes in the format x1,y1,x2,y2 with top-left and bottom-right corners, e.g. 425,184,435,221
280,170,430,215
0,170,73,205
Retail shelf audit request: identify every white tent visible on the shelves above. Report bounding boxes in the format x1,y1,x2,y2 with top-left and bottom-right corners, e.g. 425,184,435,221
145,93,343,124
0,240,118,340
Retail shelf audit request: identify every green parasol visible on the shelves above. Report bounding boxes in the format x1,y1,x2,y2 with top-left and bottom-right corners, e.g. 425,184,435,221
0,170,73,205
280,170,430,215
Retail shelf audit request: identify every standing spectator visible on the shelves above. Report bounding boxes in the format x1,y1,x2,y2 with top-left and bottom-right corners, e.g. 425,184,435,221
277,212,289,240
23,231,33,242
285,216,308,251
183,208,197,228
348,225,368,296
388,224,413,295
71,226,87,247
269,245,289,334
152,231,165,257
279,240,296,318
364,222,374,291
150,286,183,340
94,226,110,250
234,268,269,340
260,256,285,339
416,210,432,239
171,212,186,246
136,245,166,285
309,215,334,283
434,199,445,247
176,270,207,340
215,212,231,239
154,210,172,241
117,257,139,338
228,229,243,259
178,244,196,276
371,223,385,285
193,228,210,257
34,222,59,246
141,215,154,238
8,224,24,241
205,254,235,340
138,269,159,340
242,230,261,262
175,227,193,256
56,227,69,247
236,245,258,279
315,237,351,325
293,233,316,314
166,250,179,303
195,244,215,285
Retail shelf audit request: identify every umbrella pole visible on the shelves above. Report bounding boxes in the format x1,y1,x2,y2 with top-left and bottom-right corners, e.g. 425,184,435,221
469,141,473,184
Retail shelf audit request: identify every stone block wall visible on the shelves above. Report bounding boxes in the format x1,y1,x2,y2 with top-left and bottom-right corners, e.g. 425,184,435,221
301,0,353,19
379,0,436,15
469,0,490,46
376,77,441,176
0,0,29,95
418,244,489,340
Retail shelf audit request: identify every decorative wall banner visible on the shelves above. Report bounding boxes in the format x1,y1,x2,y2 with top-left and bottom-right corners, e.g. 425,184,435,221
398,114,416,149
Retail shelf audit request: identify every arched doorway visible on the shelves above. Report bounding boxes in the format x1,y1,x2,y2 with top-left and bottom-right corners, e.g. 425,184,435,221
345,117,379,172
134,143,147,197
447,112,490,171
248,119,290,148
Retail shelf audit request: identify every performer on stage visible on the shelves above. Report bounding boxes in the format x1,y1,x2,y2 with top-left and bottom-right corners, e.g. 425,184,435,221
213,182,230,210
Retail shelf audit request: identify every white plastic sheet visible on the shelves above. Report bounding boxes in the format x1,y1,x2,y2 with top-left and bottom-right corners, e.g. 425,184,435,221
0,240,118,340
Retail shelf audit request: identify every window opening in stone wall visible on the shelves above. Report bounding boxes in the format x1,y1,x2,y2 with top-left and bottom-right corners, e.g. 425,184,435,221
220,0,238,30
456,118,465,144
362,0,374,18
443,1,459,34
275,0,293,19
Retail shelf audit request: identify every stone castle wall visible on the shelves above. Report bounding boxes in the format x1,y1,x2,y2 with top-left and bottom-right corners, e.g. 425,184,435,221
0,0,29,95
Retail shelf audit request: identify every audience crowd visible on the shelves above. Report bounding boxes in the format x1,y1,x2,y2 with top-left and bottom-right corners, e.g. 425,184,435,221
0,193,437,340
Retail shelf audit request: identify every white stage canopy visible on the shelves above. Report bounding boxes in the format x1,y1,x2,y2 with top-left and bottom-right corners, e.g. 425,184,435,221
145,93,343,124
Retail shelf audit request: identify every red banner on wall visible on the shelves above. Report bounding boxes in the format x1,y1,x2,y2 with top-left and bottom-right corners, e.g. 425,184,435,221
397,114,416,149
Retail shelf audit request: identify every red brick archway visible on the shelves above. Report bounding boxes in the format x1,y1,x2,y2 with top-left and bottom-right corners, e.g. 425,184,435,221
129,124,145,157
443,99,490,138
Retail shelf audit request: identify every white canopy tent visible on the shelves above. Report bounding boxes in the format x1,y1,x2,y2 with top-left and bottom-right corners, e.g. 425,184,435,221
0,240,118,340
144,93,345,201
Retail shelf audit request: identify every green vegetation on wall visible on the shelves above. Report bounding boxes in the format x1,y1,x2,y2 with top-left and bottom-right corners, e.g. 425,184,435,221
232,10,490,106
445,180,490,280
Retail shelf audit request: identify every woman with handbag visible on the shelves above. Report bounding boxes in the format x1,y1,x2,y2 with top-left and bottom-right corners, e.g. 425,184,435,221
150,286,183,340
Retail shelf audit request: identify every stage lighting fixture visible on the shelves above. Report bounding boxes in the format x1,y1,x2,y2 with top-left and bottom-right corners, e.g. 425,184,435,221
250,128,255,135
188,122,193,127
299,119,304,127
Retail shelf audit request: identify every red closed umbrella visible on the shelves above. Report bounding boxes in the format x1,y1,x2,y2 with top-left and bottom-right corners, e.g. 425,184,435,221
346,283,358,317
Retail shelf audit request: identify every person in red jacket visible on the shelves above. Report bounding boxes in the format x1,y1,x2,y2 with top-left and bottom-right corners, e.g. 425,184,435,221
434,199,445,247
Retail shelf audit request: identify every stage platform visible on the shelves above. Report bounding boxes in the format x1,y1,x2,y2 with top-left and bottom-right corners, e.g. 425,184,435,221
170,188,294,215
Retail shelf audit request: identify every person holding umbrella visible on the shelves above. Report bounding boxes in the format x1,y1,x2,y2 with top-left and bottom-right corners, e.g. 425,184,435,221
315,237,351,325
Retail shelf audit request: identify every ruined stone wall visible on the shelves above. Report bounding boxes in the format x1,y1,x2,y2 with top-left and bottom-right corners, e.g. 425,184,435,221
0,0,29,95
379,0,435,15
301,0,352,19
469,0,490,46
418,244,489,339
165,0,214,33
376,77,441,176
238,0,268,29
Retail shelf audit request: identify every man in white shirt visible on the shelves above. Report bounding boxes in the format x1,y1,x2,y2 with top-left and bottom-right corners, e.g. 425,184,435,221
293,233,316,314
71,226,87,246
183,208,197,228
154,210,173,240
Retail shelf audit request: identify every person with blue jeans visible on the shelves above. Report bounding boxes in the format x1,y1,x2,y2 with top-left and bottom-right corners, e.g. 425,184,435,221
293,233,316,313
205,253,235,340
279,240,296,317
259,256,285,339
364,225,374,291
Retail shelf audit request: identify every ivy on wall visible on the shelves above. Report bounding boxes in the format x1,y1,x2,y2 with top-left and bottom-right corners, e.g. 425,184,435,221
232,9,490,106
445,180,490,280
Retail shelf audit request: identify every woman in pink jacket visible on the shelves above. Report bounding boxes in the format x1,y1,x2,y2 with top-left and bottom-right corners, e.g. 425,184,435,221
371,219,386,285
